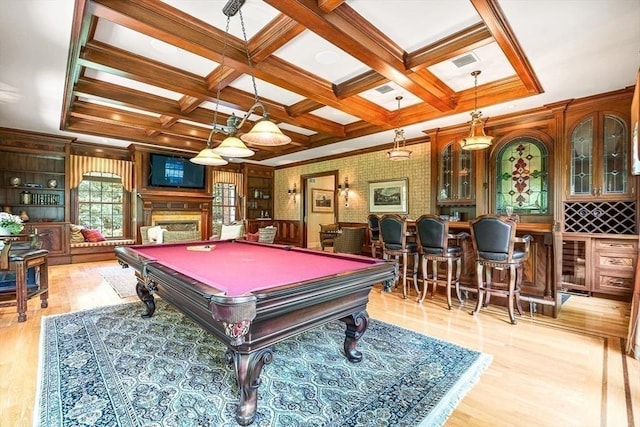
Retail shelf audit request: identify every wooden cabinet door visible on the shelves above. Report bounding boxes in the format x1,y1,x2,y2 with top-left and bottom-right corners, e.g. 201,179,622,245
437,140,475,204
567,112,632,201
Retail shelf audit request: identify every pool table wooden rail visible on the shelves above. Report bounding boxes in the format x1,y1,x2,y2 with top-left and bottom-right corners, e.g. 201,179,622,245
115,242,396,425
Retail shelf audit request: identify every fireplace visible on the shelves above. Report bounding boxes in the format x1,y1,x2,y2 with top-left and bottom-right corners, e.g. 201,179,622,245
137,190,212,241
155,220,199,231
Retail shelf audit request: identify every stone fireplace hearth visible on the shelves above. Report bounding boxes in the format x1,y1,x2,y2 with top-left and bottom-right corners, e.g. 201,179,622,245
137,190,212,241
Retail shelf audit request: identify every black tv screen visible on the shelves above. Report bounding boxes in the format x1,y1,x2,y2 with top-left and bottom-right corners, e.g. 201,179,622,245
149,153,206,189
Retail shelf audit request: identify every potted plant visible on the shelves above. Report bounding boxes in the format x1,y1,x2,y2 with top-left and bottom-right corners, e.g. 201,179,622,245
0,212,24,235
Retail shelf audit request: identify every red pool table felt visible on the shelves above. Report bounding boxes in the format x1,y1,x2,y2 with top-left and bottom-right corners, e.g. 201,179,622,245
130,241,379,297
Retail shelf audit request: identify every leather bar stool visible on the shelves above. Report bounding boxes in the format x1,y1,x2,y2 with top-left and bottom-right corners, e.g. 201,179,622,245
469,215,532,324
380,214,419,299
415,214,468,309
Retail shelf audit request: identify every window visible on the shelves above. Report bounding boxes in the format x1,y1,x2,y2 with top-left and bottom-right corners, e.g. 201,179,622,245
77,172,124,237
213,182,237,225
496,138,549,215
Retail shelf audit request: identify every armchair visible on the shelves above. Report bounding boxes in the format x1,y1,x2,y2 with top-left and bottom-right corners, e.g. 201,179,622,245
333,227,364,255
319,223,340,251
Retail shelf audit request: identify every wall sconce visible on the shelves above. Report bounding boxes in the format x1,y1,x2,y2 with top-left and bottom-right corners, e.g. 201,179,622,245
287,183,297,203
337,177,350,207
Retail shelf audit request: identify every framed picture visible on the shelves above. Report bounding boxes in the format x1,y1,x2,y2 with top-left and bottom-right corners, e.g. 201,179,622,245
311,188,334,213
368,178,408,214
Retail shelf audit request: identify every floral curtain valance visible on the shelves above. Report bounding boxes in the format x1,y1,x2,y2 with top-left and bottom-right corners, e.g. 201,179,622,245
70,155,133,191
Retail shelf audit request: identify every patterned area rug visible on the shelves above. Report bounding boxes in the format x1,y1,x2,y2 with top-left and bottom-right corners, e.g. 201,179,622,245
98,266,137,298
35,300,492,426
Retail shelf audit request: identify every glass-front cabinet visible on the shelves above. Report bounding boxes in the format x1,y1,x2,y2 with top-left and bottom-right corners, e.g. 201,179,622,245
438,141,474,204
568,112,630,200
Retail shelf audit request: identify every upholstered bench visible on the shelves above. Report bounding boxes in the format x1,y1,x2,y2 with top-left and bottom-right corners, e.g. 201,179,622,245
70,239,135,264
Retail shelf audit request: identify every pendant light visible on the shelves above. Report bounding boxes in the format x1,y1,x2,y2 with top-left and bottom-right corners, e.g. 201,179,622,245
387,95,411,161
459,70,494,151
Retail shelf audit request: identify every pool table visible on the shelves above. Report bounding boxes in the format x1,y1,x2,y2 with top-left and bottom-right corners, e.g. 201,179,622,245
115,240,395,425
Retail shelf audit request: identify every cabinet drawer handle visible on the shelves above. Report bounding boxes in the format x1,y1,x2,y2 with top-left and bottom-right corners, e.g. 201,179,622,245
609,280,625,285
606,259,625,265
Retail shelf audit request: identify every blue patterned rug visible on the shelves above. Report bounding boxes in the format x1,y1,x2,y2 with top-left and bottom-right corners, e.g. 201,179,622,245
35,300,491,426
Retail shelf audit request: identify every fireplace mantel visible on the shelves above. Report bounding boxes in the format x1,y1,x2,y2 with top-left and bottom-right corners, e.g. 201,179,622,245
136,190,212,240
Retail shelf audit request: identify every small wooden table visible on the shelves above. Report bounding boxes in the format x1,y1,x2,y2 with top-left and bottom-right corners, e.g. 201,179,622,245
0,236,49,322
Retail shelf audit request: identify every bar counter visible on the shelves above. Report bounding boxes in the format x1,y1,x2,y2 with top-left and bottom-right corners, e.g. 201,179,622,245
443,221,559,317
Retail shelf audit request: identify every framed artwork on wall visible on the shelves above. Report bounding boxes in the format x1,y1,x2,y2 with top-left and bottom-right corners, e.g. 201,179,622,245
311,188,334,213
368,178,408,214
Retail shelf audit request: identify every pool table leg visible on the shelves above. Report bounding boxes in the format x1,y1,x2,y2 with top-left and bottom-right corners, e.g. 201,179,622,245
225,347,273,426
341,310,369,362
135,279,156,318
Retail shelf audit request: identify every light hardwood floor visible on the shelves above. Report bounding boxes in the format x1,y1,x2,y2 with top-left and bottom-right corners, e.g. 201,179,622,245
1,260,638,427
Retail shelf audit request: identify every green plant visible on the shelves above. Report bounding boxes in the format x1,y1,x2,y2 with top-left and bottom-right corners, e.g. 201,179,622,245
0,212,24,234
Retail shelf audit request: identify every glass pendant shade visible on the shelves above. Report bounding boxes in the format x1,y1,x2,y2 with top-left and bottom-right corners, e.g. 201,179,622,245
387,148,412,160
190,148,228,166
191,3,290,163
212,135,254,157
460,70,493,151
387,125,411,161
240,119,291,146
459,112,494,150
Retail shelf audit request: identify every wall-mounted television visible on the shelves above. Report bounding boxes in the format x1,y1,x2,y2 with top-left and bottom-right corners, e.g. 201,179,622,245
149,153,206,189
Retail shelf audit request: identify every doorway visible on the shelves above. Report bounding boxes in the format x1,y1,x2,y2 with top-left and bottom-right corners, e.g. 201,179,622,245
301,170,338,249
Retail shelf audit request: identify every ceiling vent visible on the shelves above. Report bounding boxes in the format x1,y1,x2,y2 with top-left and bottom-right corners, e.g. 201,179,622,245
451,53,479,68
375,84,395,94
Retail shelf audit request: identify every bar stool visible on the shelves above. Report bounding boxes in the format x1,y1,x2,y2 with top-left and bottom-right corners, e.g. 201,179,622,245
367,214,383,258
415,214,468,309
469,215,532,324
380,214,419,298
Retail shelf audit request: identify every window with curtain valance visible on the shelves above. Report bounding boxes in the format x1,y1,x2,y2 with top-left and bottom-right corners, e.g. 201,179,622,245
212,170,244,226
70,155,133,191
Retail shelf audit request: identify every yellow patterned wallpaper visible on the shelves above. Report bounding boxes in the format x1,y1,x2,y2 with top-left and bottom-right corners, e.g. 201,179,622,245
274,143,431,222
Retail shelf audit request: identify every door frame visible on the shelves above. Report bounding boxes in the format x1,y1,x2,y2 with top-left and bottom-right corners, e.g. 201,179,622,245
301,170,339,248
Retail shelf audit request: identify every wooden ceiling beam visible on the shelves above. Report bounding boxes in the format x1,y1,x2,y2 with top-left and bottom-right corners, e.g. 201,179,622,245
287,99,324,117
79,42,348,136
471,0,543,94
89,0,393,127
333,70,388,100
406,22,494,70
264,0,457,111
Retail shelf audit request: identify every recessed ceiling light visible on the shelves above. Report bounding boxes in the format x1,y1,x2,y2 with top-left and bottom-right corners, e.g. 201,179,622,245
315,51,339,65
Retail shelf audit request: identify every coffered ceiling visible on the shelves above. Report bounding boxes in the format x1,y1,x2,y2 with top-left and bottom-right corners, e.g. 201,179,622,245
1,0,639,166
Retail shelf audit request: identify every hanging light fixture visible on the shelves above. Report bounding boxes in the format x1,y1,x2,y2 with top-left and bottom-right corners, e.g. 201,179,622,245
387,95,411,161
459,70,494,151
191,0,290,166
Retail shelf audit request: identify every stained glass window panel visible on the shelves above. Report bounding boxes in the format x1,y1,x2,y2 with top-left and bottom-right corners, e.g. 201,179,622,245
496,138,548,214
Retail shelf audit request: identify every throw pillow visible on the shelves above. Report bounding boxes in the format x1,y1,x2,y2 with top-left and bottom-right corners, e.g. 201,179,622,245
147,225,165,244
81,228,106,242
219,224,243,240
69,224,85,243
